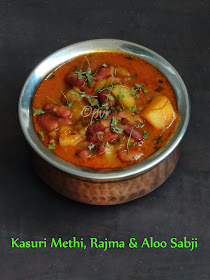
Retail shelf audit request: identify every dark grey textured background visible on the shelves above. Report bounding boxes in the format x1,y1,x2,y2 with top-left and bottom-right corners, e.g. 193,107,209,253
0,0,209,279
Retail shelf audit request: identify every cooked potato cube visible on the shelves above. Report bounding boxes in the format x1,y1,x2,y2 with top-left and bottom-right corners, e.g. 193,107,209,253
71,103,85,123
59,125,72,133
79,127,87,136
104,145,115,161
141,96,176,129
94,77,121,92
115,67,130,77
112,85,135,108
59,133,83,146
65,88,81,102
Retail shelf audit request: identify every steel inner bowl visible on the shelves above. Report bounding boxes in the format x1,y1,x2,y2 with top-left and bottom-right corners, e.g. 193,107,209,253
18,39,190,182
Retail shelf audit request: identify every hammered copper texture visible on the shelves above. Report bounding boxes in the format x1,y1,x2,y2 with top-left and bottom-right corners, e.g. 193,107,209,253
32,145,181,205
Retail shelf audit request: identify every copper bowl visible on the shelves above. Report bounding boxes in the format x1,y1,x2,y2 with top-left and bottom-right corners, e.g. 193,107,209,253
18,39,190,205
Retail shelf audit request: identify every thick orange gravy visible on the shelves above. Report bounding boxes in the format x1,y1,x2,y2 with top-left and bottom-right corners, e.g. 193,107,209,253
32,51,179,169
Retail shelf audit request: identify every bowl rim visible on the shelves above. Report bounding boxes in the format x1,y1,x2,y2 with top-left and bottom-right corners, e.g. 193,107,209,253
18,39,190,181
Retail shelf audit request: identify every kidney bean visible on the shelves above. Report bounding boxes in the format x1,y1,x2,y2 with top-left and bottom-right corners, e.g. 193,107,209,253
94,66,114,81
86,134,98,143
87,122,106,135
98,90,116,108
44,103,72,118
103,129,118,142
123,122,143,141
86,122,106,142
117,150,143,162
76,150,91,159
65,73,86,87
38,114,59,131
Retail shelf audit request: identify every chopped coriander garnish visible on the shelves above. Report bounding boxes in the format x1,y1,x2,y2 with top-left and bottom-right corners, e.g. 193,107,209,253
96,83,115,93
71,91,86,98
127,142,133,147
48,143,55,150
87,74,94,84
110,117,123,133
86,96,99,107
79,91,86,97
33,108,45,116
75,69,85,80
72,56,95,84
39,130,44,140
130,87,139,99
120,88,124,93
143,131,149,139
66,100,72,108
105,93,114,101
135,83,149,93
102,64,108,67
86,67,91,75
132,74,137,79
129,107,137,113
130,87,136,96
71,91,80,97
111,126,123,133
111,117,118,127
101,103,109,111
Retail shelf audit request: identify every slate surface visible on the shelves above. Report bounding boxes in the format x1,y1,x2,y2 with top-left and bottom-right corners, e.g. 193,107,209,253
0,0,209,279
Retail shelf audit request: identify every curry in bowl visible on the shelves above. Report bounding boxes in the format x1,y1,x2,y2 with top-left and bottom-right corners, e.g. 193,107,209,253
32,51,179,169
